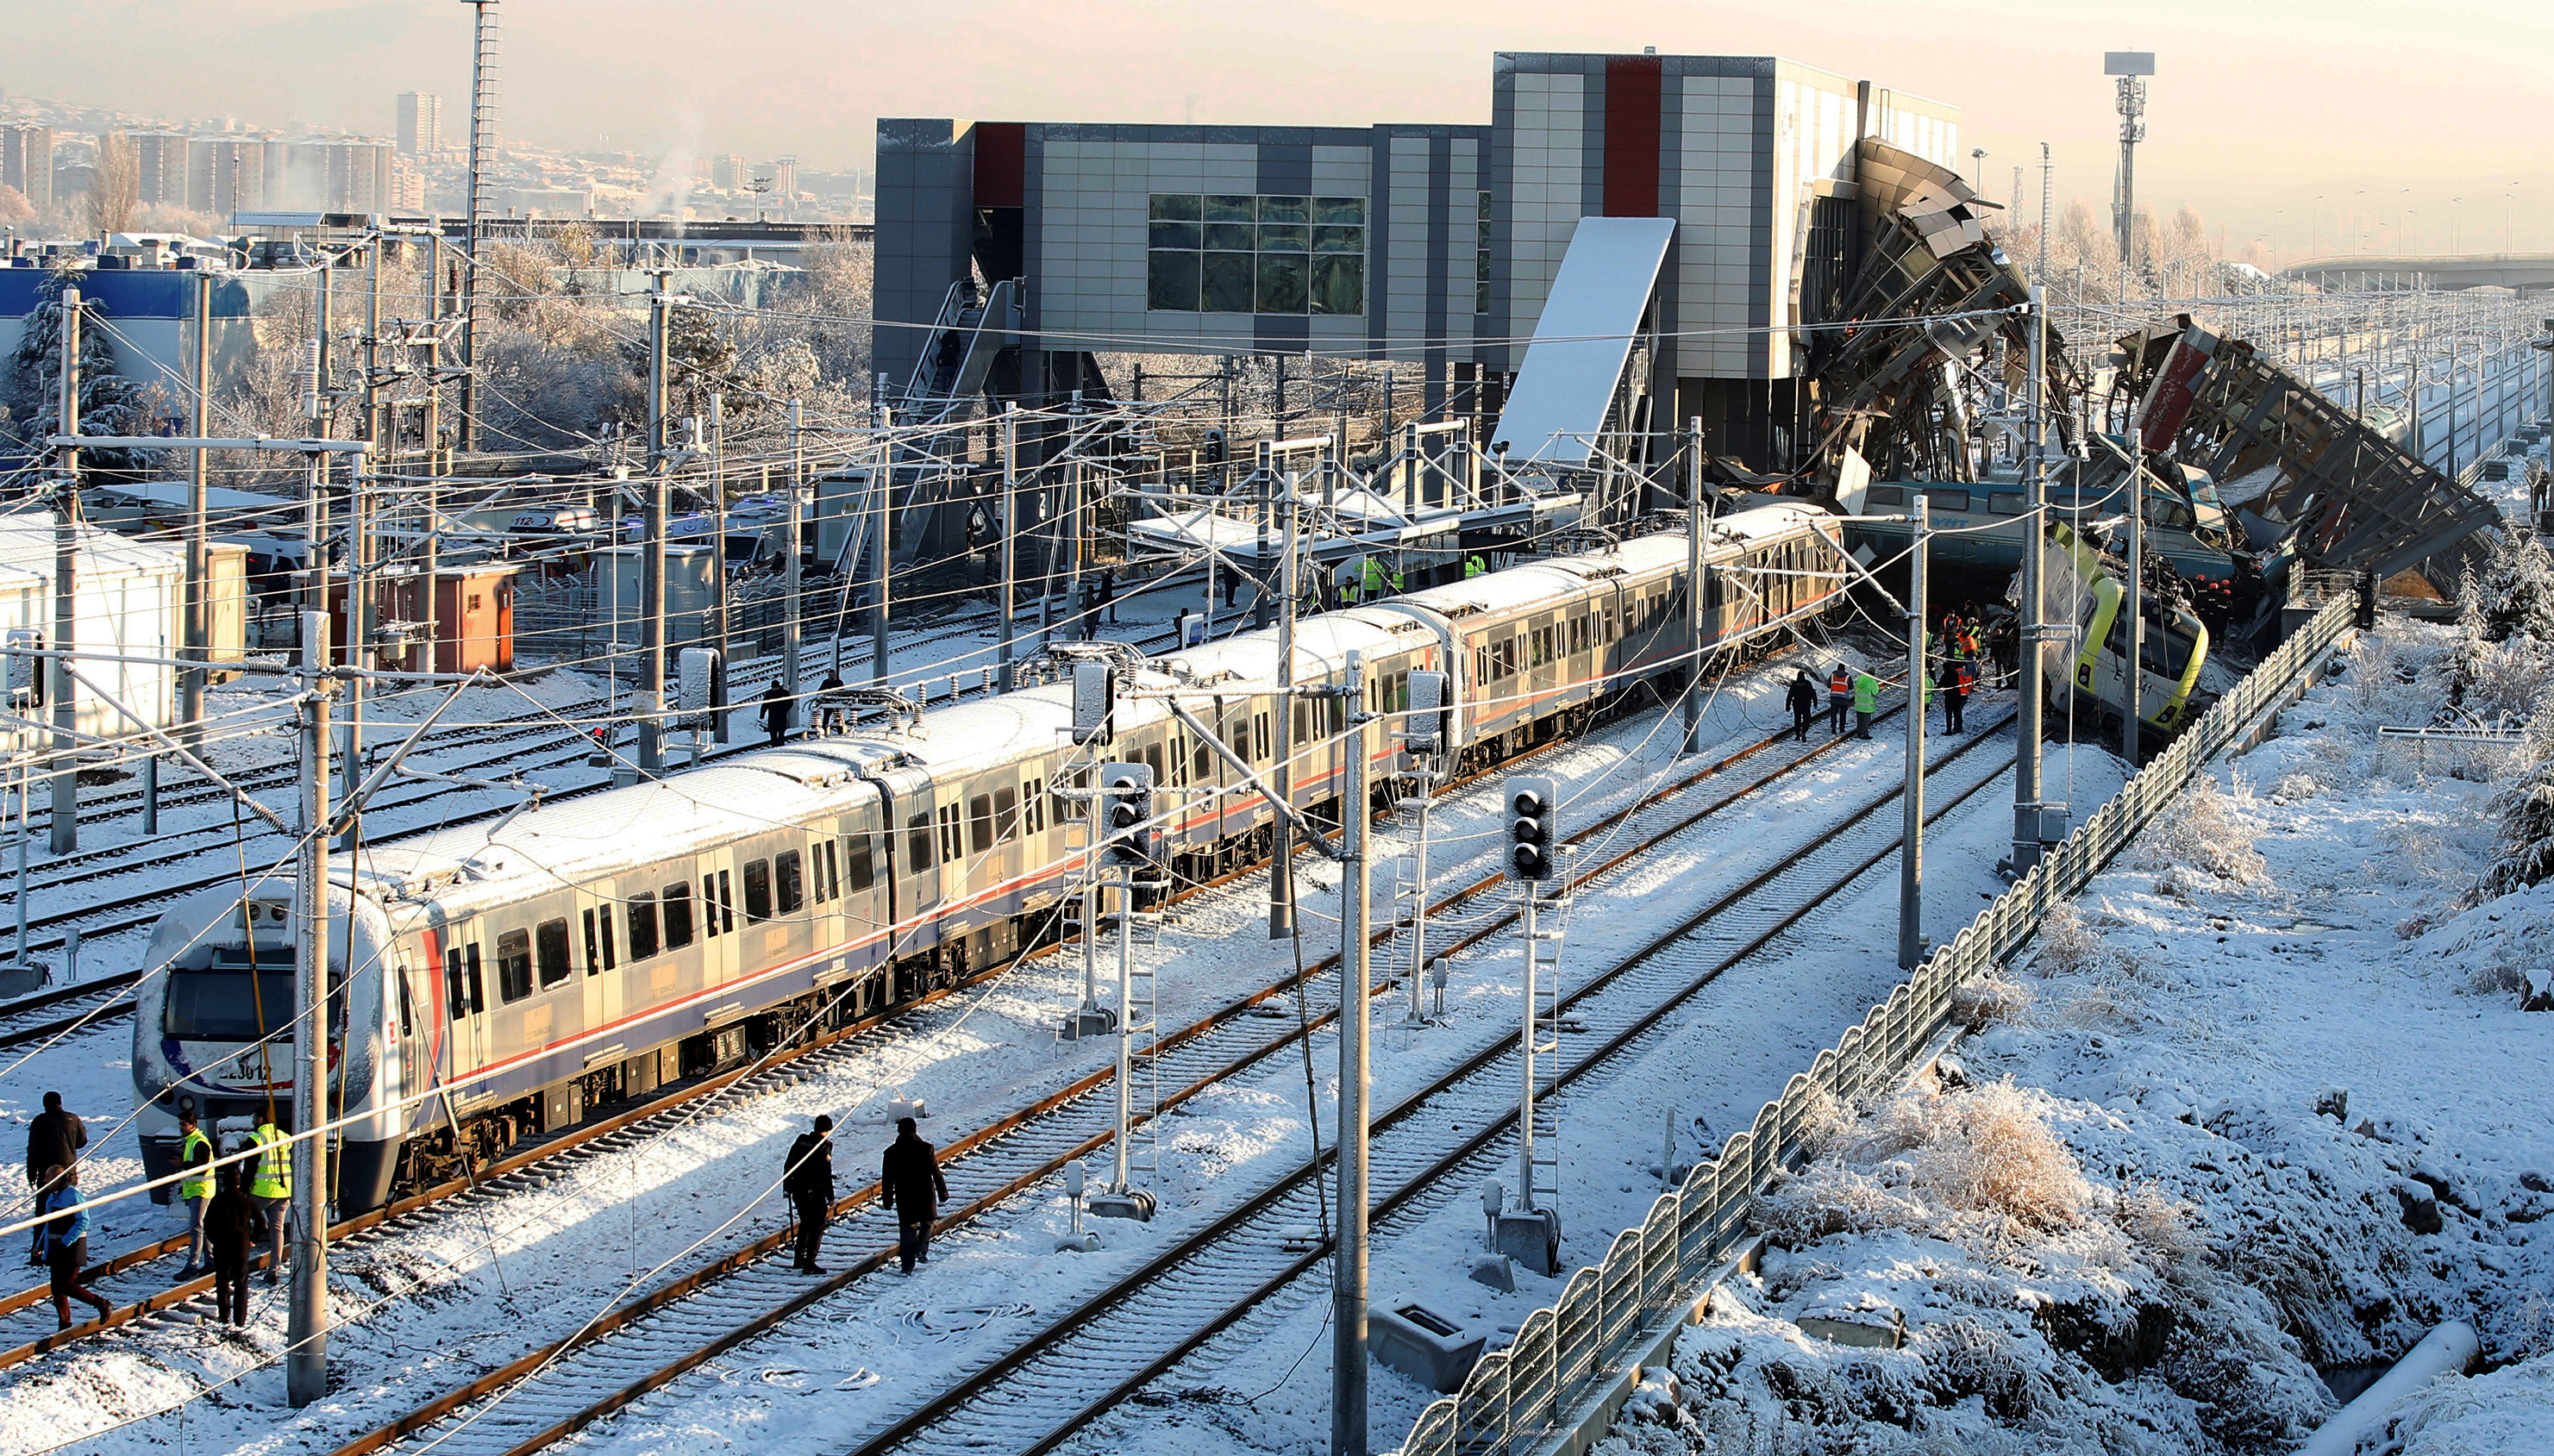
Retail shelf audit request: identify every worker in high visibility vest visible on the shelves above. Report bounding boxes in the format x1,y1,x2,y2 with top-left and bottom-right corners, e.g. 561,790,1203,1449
1339,560,1363,605
176,1111,215,1276
1360,555,1397,601
1851,670,1880,740
247,1115,291,1284
1463,553,1488,579
1825,664,1852,738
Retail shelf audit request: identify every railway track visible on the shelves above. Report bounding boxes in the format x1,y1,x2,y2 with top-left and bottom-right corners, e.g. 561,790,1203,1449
843,717,2021,1456
320,693,1961,1456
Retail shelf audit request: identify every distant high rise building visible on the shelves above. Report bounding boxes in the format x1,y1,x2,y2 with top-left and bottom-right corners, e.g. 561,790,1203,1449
710,153,748,191
188,136,266,216
0,123,50,211
276,137,396,212
770,155,798,200
397,92,443,157
391,158,426,210
131,130,188,208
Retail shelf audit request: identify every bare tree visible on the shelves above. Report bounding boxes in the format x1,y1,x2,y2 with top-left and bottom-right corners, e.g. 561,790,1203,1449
85,131,138,238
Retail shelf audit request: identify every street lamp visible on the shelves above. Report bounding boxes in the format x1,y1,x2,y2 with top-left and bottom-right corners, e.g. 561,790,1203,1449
1969,146,1988,196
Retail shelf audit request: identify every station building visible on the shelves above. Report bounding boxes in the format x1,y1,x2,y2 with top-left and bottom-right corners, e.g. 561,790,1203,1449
875,50,1962,461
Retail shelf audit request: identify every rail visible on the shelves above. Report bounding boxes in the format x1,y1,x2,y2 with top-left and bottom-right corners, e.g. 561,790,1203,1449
1393,597,2357,1456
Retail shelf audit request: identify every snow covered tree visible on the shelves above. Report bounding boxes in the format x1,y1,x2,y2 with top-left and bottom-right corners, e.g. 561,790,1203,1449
3,264,166,483
2479,716,2554,898
2445,530,2554,721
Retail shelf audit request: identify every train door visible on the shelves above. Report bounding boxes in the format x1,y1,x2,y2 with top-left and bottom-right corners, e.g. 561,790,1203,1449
869,765,942,960
579,878,626,1040
440,917,492,1093
753,831,815,977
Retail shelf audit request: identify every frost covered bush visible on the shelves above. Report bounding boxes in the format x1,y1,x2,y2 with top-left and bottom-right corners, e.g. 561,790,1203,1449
2035,901,2111,974
1760,1082,2088,1247
1948,967,2032,1031
2131,776,2267,886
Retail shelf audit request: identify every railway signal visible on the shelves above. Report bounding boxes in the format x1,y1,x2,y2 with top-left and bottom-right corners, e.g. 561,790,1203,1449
1098,761,1158,868
1505,776,1557,885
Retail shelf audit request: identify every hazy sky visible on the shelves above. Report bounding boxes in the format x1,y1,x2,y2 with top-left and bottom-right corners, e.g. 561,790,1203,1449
19,0,2554,262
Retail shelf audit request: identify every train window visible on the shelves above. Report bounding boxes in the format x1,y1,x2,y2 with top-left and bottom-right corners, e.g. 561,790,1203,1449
845,834,874,892
1988,492,2025,516
627,894,660,960
701,876,722,935
535,919,572,989
1023,779,1045,832
583,909,601,974
906,811,934,871
744,859,774,923
395,970,414,1039
600,907,617,969
967,795,994,854
661,884,694,950
1195,733,1215,781
817,840,839,902
717,871,735,931
495,930,533,1003
938,804,964,863
1473,646,1489,684
165,964,293,1040
1928,490,1971,514
993,786,1017,843
444,944,484,1019
777,851,805,915
1253,713,1269,762
1866,484,1906,506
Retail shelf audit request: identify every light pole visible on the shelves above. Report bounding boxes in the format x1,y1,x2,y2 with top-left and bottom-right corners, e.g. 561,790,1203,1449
1969,147,1987,197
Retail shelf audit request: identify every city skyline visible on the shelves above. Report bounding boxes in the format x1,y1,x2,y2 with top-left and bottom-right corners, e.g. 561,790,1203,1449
8,0,2551,259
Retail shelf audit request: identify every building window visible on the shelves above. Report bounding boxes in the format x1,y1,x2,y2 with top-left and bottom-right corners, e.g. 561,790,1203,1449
1149,193,1365,316
1475,191,1493,316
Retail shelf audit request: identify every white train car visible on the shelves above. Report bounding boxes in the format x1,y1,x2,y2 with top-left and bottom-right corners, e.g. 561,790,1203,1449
134,501,1849,1210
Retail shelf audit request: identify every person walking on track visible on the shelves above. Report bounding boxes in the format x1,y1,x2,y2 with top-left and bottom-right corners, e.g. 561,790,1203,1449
25,1091,85,1190
786,1115,837,1274
880,1116,949,1275
1825,663,1851,738
204,1160,266,1327
1939,660,1965,734
1785,670,1817,742
760,680,795,747
247,1113,291,1284
28,1163,110,1329
1852,669,1880,740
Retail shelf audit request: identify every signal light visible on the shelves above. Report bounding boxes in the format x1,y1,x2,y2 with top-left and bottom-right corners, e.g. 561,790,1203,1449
1098,761,1158,868
1505,776,1557,884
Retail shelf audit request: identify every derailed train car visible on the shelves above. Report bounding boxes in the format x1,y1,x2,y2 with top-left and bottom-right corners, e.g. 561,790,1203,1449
134,501,1849,1211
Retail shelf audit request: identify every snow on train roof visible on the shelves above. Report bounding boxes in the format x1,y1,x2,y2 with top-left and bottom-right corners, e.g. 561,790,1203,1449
1155,612,1408,684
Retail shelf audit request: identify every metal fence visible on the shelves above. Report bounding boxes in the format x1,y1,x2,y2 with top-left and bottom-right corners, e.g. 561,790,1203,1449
1395,596,2358,1456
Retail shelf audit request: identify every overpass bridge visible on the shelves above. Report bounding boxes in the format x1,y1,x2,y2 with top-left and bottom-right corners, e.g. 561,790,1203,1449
2279,253,2554,295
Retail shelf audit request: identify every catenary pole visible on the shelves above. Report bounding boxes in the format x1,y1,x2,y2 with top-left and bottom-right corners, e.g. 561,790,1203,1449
870,407,892,685
1898,497,1928,970
47,287,81,856
639,270,669,774
1332,651,1371,1456
286,610,332,1407
1682,416,1705,752
786,399,804,705
180,272,211,753
998,403,1018,691
2013,287,2049,872
1269,459,1301,940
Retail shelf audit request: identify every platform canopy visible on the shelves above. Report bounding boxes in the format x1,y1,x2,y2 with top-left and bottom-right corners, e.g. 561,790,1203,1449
1489,216,1676,470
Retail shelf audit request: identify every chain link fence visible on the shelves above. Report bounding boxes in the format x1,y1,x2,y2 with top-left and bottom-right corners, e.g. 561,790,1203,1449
1396,597,2358,1456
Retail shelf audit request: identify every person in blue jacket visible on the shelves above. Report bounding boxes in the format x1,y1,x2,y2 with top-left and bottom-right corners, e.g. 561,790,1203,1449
28,1164,110,1329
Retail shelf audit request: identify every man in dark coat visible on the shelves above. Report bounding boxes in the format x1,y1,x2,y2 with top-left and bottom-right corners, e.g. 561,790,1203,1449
1785,671,1817,742
203,1158,268,1327
879,1116,948,1275
784,1115,836,1274
26,1092,85,1189
758,681,793,748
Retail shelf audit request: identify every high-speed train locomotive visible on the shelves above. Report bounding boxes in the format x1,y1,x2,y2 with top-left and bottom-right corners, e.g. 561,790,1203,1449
135,500,1848,1211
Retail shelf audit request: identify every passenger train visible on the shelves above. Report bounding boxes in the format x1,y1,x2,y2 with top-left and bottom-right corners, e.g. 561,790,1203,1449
134,500,1850,1211
2042,519,2212,740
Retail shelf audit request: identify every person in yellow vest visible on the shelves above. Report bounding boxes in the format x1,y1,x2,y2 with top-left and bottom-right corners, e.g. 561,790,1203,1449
1359,554,1393,602
175,1110,216,1278
1338,559,1363,605
247,1114,292,1285
1851,669,1880,740
1463,553,1488,579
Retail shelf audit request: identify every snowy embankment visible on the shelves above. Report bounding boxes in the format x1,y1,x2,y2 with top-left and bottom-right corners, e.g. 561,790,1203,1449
1601,616,2554,1455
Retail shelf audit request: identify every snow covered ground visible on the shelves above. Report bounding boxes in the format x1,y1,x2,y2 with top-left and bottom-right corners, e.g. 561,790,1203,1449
1580,615,2554,1456
0,617,1937,1453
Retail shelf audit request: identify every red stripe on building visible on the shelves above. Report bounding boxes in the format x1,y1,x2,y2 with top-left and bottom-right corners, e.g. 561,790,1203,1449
973,122,1026,208
1602,56,1662,217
